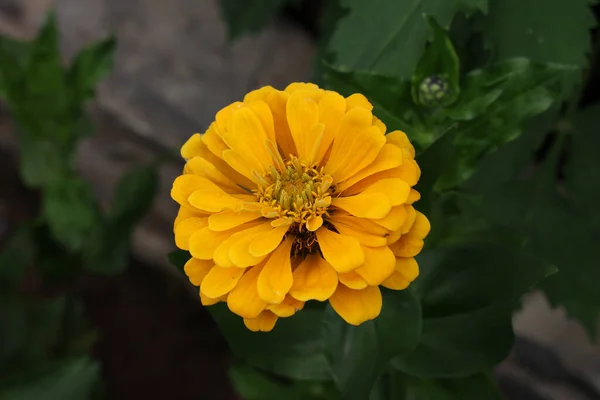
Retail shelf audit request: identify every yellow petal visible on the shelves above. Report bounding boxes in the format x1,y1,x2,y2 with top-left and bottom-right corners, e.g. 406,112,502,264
244,310,278,332
316,228,364,273
200,291,221,306
202,123,229,160
327,126,386,183
174,217,208,250
257,237,294,304
213,234,237,268
407,189,421,204
171,174,208,209
381,257,419,290
329,284,382,326
188,134,255,189
286,90,320,163
372,205,408,231
215,101,243,134
267,295,304,317
183,258,213,286
386,228,403,245
185,156,242,194
396,158,421,187
174,206,207,228
200,266,245,299
208,210,262,231
338,271,368,289
244,85,276,102
227,264,267,319
186,176,246,212
401,205,417,234
409,212,431,239
330,214,389,237
345,159,421,195
189,223,257,259
325,107,373,175
386,130,415,159
222,107,272,173
373,116,386,134
389,236,425,258
331,220,387,247
249,224,290,257
213,224,270,268
181,133,204,160
306,215,324,232
222,149,256,182
229,223,273,268
381,275,409,290
362,178,411,206
338,144,403,191
315,91,346,164
346,93,373,111
388,212,429,258
354,246,396,286
244,100,276,144
249,88,296,159
290,255,338,301
332,193,391,219
285,82,322,94
397,257,420,281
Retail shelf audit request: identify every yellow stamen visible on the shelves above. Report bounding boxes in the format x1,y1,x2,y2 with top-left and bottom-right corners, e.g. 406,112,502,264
265,139,287,172
253,156,334,229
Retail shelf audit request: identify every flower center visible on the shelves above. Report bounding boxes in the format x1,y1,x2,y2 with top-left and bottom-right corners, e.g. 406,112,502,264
253,156,333,232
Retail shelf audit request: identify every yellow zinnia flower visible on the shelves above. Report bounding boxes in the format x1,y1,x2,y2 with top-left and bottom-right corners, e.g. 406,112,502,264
171,83,430,332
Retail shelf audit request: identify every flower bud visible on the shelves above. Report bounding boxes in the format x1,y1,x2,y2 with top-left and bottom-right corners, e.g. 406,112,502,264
418,75,450,107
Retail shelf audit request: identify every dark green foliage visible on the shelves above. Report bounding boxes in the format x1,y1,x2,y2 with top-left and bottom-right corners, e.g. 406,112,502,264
0,11,156,400
219,0,289,41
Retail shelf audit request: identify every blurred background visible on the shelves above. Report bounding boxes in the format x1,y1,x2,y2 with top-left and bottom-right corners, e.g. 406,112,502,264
0,1,599,399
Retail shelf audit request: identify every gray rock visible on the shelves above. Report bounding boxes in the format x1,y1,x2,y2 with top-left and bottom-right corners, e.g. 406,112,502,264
55,0,316,149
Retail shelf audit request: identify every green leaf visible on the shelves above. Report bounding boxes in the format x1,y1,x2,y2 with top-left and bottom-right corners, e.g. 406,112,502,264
42,177,99,252
393,243,555,377
323,290,421,400
0,36,29,98
0,357,101,400
439,58,575,188
482,0,597,68
413,129,459,216
210,304,330,381
313,0,349,85
32,225,79,282
412,16,460,107
22,11,68,135
83,165,158,275
564,104,600,221
0,229,35,294
328,0,487,79
219,0,287,41
533,197,600,337
446,58,572,121
0,296,66,371
464,102,600,338
67,36,116,103
402,373,502,400
18,138,67,188
230,364,337,400
110,165,158,225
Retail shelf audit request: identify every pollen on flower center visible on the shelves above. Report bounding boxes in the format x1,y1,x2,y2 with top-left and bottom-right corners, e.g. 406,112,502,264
253,155,333,233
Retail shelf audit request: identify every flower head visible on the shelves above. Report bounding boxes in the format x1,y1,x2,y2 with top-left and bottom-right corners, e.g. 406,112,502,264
171,83,430,332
